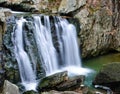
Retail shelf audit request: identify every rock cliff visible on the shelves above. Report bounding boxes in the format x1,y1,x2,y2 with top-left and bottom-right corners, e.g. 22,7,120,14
1,0,120,58
59,0,120,58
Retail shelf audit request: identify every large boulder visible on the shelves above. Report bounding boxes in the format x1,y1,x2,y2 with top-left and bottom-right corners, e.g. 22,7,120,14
93,62,120,92
38,71,85,92
37,71,68,91
2,80,20,94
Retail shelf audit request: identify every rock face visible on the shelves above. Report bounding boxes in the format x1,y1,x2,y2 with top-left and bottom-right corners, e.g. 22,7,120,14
58,0,86,13
93,62,120,93
1,0,120,59
2,80,20,94
59,0,120,58
2,15,20,84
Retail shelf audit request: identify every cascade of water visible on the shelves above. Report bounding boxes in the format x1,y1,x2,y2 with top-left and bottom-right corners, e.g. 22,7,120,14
33,16,58,75
33,16,87,76
12,15,92,91
13,17,37,91
54,17,81,67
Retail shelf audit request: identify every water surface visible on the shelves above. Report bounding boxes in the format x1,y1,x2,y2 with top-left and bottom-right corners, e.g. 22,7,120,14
83,53,120,87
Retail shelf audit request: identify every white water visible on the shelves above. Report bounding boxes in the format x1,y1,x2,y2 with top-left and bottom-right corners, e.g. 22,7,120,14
13,17,37,91
33,16,58,75
13,16,92,91
33,16,92,76
55,17,81,67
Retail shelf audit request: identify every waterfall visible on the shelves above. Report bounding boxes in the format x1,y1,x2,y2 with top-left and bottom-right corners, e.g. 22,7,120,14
12,15,91,91
33,16,59,75
13,17,37,91
54,17,81,67
33,16,86,76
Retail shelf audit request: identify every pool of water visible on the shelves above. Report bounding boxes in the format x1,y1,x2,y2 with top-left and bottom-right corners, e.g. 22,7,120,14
83,53,120,87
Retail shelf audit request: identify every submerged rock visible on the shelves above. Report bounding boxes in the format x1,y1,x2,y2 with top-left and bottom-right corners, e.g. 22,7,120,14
93,62,120,93
2,80,20,94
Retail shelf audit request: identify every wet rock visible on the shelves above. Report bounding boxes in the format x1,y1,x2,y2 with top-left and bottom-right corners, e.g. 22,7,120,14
2,16,20,83
0,8,13,86
23,90,38,94
23,19,46,79
2,80,20,94
38,71,68,91
56,75,85,91
93,62,120,93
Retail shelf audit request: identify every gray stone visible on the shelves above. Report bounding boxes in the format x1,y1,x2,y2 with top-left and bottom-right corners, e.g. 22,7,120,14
2,80,20,94
0,8,11,22
58,0,86,13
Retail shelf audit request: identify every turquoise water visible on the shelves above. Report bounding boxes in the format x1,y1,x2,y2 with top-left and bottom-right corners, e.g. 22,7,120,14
83,53,120,87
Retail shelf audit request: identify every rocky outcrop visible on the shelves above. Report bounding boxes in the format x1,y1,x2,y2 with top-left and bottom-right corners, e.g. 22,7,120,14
93,62,120,93
23,90,38,94
0,1,38,12
58,0,120,58
58,0,86,14
1,0,120,58
2,80,20,94
0,8,12,86
2,15,20,84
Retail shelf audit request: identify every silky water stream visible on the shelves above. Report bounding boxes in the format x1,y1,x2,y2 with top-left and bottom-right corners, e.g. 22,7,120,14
12,15,93,91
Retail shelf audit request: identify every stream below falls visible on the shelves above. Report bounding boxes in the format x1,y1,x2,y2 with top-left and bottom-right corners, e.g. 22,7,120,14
83,53,120,88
